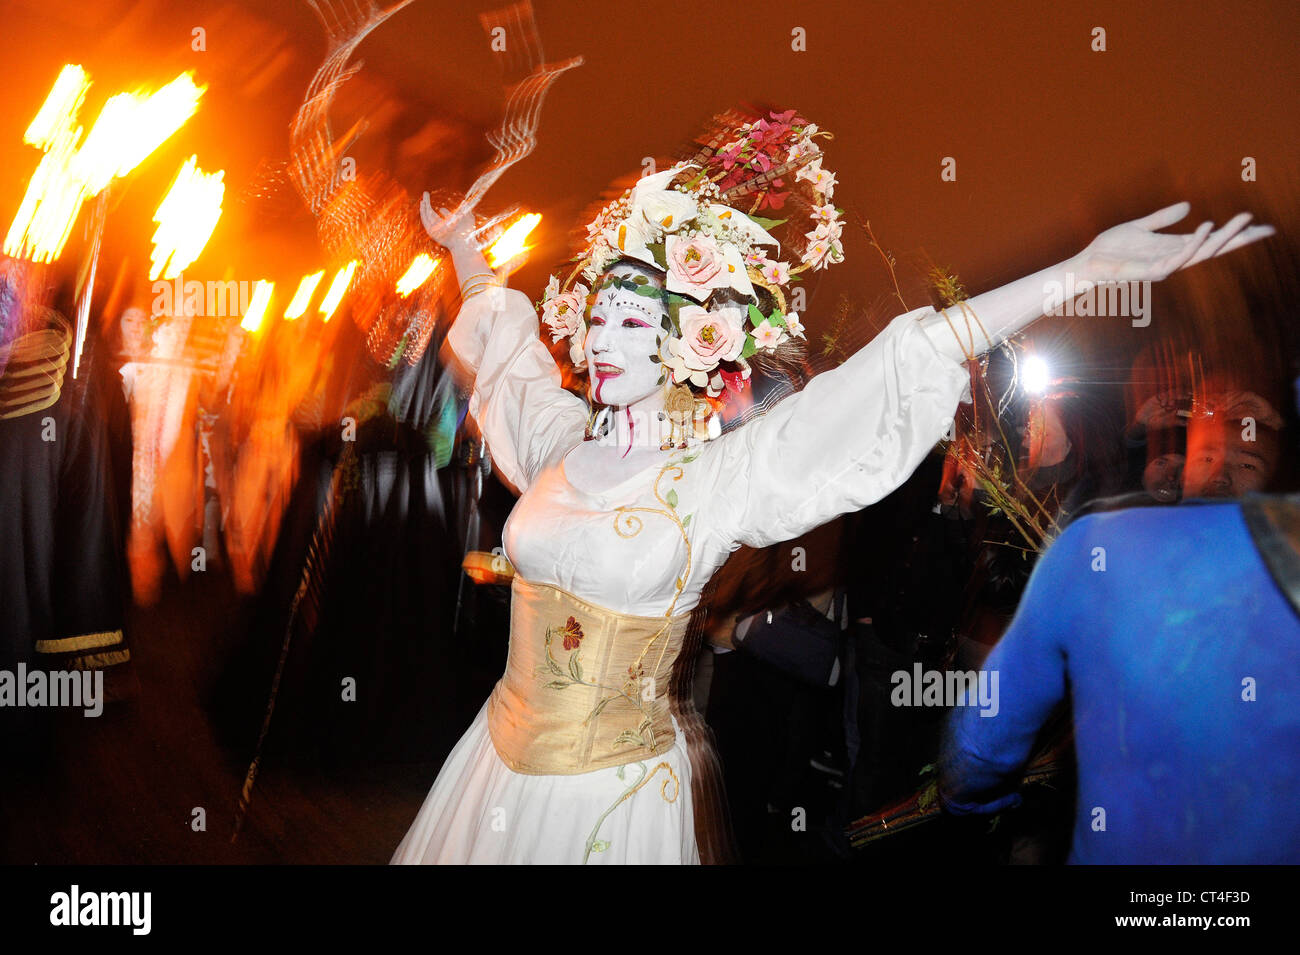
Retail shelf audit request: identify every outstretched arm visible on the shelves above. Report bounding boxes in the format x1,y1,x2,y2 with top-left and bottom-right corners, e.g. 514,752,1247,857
707,204,1272,550
916,203,1273,362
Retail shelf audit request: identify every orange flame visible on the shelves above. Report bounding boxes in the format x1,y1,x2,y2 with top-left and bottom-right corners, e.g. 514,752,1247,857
488,212,541,268
150,156,224,281
5,68,205,263
241,280,275,332
319,261,357,321
284,271,325,320
395,253,438,297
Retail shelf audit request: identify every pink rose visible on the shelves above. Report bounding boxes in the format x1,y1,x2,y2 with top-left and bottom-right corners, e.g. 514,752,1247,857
675,304,746,373
541,285,588,342
665,235,730,298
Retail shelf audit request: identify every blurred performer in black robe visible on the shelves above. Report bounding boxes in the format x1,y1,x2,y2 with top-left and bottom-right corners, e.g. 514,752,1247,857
0,263,128,754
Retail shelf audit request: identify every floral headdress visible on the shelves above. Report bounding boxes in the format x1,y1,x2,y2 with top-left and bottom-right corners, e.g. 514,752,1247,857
540,109,845,402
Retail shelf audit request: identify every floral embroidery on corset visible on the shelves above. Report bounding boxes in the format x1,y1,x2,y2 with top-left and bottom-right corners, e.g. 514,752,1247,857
559,616,583,651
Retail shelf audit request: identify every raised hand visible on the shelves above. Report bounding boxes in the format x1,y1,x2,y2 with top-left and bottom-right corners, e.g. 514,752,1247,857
419,193,476,251
1076,202,1274,286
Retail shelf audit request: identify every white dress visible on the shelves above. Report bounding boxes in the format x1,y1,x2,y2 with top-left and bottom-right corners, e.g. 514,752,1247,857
391,286,969,864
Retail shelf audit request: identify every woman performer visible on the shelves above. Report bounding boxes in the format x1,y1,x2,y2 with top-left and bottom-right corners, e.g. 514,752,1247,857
391,111,1270,864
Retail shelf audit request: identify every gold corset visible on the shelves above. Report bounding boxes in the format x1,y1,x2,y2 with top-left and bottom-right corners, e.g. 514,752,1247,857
487,577,692,775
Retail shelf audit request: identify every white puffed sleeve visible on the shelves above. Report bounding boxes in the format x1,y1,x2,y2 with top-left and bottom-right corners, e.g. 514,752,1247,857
445,285,588,494
703,307,970,549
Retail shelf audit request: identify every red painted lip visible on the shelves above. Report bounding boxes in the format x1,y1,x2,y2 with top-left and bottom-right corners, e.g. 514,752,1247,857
594,363,623,378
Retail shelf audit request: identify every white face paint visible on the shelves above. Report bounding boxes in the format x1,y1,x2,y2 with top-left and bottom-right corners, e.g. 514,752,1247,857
583,264,667,408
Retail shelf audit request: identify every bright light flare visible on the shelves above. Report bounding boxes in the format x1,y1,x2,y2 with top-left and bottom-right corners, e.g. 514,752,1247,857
396,253,438,297
319,261,357,321
284,271,325,320
487,213,541,268
24,65,90,148
241,280,275,332
1022,354,1050,395
76,73,206,194
4,68,206,263
150,156,224,280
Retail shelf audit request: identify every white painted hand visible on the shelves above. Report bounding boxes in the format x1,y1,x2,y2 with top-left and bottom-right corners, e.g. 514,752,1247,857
419,193,475,251
1075,202,1274,286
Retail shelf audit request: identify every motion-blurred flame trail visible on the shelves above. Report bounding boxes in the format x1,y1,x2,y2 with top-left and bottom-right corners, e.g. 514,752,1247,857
6,68,205,264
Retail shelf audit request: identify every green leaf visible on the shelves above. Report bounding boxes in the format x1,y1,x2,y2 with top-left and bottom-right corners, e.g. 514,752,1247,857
747,304,766,327
646,241,666,268
740,336,757,360
568,652,583,682
543,680,571,690
589,840,610,853
918,782,938,810
681,513,692,527
546,655,565,677
666,488,678,508
750,215,786,231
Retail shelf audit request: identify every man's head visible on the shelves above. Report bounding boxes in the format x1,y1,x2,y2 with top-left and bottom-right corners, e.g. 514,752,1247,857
1182,391,1283,498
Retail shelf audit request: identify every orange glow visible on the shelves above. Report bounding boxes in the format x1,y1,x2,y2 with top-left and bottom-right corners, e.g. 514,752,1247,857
241,280,275,332
150,156,225,281
5,68,206,263
488,213,541,267
284,271,325,320
396,253,438,297
319,261,358,321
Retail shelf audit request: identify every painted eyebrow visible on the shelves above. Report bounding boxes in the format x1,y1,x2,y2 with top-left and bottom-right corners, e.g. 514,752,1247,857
591,300,662,322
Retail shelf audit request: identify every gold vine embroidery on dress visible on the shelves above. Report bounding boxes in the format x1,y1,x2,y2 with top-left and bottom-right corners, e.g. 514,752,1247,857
577,455,696,861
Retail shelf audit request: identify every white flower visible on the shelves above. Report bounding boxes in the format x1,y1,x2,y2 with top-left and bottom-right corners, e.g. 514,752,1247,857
809,218,844,242
662,337,710,389
801,236,835,270
759,260,790,285
638,189,698,234
788,138,819,164
543,274,560,300
752,318,785,351
796,160,837,198
569,332,587,370
812,169,837,198
707,204,780,252
541,283,588,343
602,216,657,267
784,311,805,339
811,203,839,225
588,237,618,276
795,159,823,185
